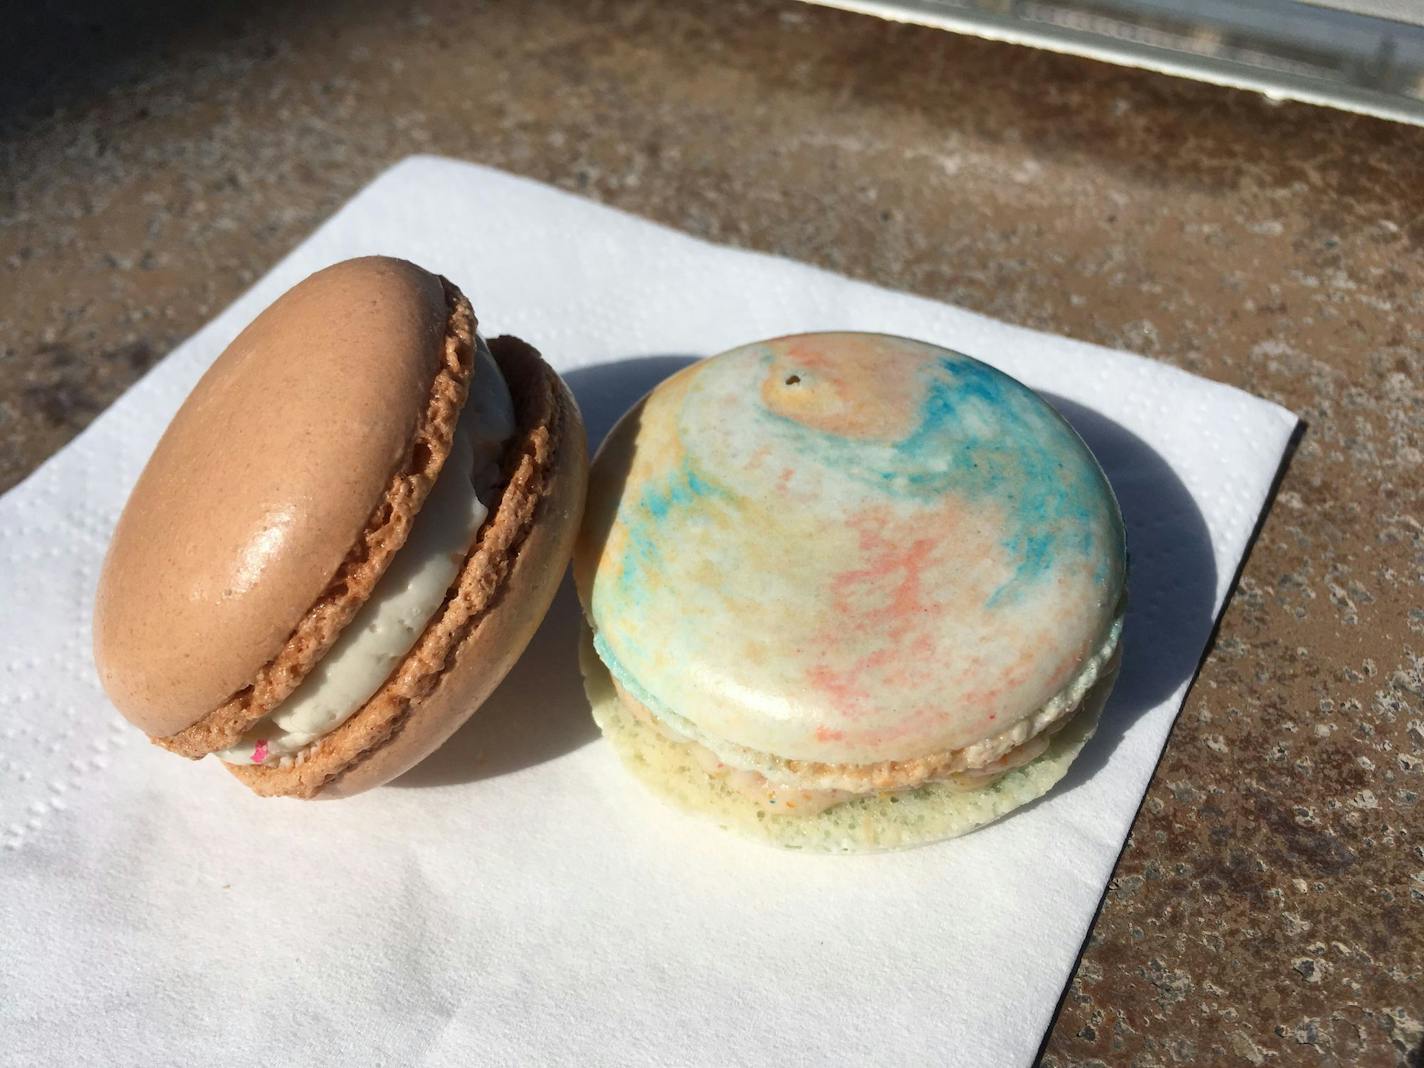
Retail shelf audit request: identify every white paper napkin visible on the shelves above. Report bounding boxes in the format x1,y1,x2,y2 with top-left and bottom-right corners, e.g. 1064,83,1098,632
0,156,1296,1067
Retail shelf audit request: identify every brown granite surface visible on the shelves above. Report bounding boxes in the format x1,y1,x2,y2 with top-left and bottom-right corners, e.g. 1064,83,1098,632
2,0,1421,1063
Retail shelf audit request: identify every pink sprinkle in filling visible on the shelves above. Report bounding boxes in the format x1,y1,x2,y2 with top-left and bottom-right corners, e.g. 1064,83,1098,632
251,739,269,764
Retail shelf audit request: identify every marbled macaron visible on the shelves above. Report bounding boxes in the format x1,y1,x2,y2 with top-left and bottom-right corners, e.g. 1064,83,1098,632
95,256,587,798
575,332,1125,851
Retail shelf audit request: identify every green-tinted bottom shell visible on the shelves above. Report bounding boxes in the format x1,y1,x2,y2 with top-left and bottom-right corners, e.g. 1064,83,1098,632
580,626,1114,853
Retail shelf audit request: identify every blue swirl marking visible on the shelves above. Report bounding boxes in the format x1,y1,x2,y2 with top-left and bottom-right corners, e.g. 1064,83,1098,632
641,462,721,521
614,458,729,605
760,354,1110,602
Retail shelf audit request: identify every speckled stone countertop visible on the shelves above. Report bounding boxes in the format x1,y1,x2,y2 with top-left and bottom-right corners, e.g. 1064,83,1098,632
3,1,1420,1063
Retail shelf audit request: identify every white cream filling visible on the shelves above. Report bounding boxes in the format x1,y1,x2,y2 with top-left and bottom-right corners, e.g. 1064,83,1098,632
217,340,515,766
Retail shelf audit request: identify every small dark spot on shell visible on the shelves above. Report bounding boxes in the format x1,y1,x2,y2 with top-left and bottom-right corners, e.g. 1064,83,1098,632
785,374,801,385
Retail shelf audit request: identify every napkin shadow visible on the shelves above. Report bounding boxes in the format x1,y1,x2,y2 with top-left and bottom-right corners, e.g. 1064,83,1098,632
1029,394,1219,800
392,354,700,788
564,354,702,452
391,578,594,788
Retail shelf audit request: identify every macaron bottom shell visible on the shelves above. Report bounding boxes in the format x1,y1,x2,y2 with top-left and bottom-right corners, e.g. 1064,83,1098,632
580,626,1118,853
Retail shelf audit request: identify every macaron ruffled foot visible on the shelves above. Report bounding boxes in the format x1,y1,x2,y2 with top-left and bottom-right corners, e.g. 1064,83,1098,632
214,338,515,769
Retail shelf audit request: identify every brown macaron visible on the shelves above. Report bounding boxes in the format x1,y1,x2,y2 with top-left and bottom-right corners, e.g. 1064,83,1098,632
93,256,587,798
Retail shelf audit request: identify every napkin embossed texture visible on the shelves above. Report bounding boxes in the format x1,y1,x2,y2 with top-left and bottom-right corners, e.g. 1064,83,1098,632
0,157,1296,1067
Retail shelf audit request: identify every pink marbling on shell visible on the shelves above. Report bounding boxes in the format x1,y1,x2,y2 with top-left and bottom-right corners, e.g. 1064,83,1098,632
579,333,1126,767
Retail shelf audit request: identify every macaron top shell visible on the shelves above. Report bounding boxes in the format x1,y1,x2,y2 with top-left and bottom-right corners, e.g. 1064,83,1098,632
576,333,1126,768
95,257,467,737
